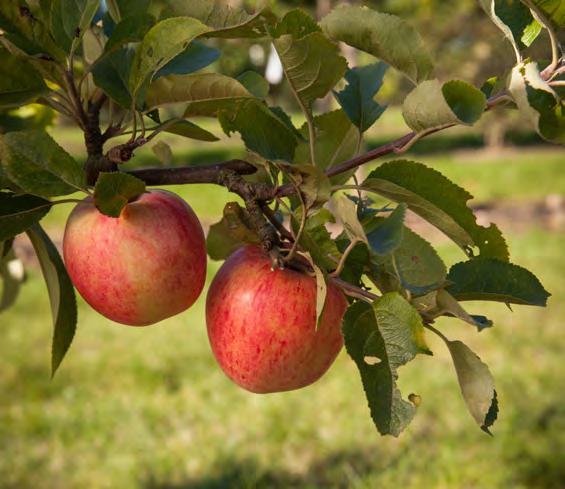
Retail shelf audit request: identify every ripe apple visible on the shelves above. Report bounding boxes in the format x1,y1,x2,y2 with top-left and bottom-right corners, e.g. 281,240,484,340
63,189,206,326
206,245,348,393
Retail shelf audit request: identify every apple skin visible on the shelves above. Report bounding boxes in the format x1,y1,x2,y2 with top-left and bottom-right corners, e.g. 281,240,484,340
206,245,348,393
63,189,206,326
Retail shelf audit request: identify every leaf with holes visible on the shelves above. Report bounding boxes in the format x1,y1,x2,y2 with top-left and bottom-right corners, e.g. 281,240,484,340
447,258,550,306
0,129,86,198
26,224,77,377
321,5,433,84
94,172,146,218
361,160,508,260
343,294,430,437
402,80,487,132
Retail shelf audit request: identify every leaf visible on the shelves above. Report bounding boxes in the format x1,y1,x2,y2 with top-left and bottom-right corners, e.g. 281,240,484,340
106,0,150,22
402,80,487,132
26,224,77,377
0,244,25,312
50,0,100,53
218,99,298,162
0,2,64,61
160,0,269,38
0,49,49,107
321,5,433,84
129,17,211,97
446,258,550,306
302,251,327,331
151,141,172,165
293,110,361,182
0,129,86,198
295,210,341,272
154,41,221,79
92,47,135,108
0,193,51,241
343,293,430,437
527,0,565,29
329,194,367,244
444,339,498,433
478,0,542,52
289,164,331,209
361,160,508,261
272,14,347,112
509,61,565,145
163,119,219,142
237,71,269,98
104,13,155,54
269,8,320,38
334,62,388,133
206,202,261,261
366,204,406,256
370,226,447,296
94,172,146,217
146,73,252,112
435,289,493,331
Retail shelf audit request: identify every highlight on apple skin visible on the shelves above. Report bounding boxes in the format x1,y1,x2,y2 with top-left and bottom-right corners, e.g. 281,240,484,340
63,189,207,326
206,245,348,394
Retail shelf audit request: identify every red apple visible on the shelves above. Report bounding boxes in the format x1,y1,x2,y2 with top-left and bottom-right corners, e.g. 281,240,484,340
63,189,206,326
206,245,348,393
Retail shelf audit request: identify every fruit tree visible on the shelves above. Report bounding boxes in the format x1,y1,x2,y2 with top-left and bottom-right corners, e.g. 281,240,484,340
0,0,563,437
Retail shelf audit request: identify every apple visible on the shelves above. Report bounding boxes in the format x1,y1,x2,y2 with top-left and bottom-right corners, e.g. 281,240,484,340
63,189,206,326
206,245,348,393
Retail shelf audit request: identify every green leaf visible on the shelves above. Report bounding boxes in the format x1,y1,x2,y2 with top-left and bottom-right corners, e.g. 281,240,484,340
269,8,320,38
151,141,172,165
106,0,150,22
478,0,542,52
434,289,493,331
527,0,565,29
289,164,331,209
343,293,430,437
334,62,388,133
361,160,508,260
0,2,64,61
94,172,146,217
218,100,298,162
366,204,406,256
509,61,565,145
402,79,487,132
272,14,347,112
0,244,25,313
92,47,135,108
155,41,221,79
104,13,155,54
237,71,269,98
295,210,341,272
293,110,361,182
444,339,498,434
321,5,433,84
26,224,77,377
0,129,86,198
206,202,261,261
163,119,219,142
0,193,51,241
129,17,211,97
160,0,269,38
0,49,49,107
370,226,447,296
447,258,550,306
330,194,368,244
146,73,252,112
50,0,99,53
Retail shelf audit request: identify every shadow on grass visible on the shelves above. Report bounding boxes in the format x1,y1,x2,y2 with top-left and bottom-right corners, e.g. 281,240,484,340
142,449,388,489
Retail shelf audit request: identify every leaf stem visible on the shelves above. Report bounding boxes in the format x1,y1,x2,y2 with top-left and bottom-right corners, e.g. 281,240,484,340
329,238,359,278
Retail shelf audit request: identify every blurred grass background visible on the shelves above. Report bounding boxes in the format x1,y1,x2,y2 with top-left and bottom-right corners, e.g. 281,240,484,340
1,104,564,489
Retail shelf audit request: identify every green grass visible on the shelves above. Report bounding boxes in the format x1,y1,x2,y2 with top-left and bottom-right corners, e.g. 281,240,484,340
1,227,563,489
